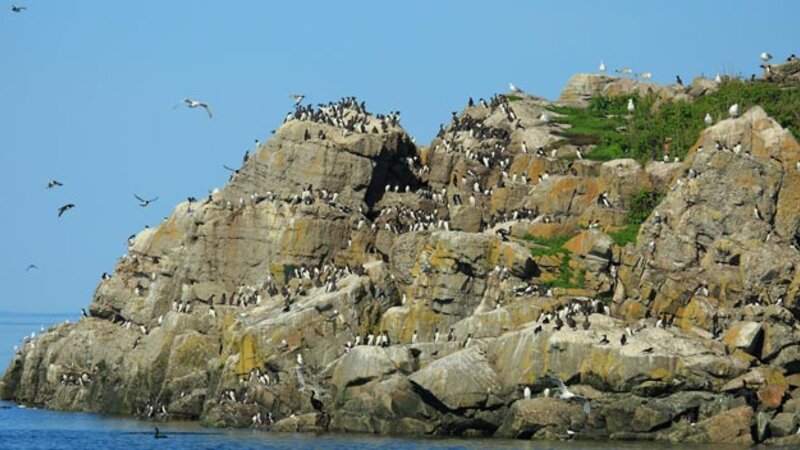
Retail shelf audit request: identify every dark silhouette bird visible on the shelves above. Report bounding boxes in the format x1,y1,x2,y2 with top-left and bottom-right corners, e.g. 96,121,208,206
309,390,324,412
599,334,609,345
620,334,627,346
676,75,683,86
26,264,37,272
57,204,75,217
134,194,158,207
641,347,654,354
153,427,167,439
11,5,26,13
47,180,63,189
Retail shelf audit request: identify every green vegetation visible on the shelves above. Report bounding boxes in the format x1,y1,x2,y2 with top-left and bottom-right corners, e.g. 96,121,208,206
505,95,523,102
524,234,584,289
548,79,800,162
525,234,572,257
608,190,665,247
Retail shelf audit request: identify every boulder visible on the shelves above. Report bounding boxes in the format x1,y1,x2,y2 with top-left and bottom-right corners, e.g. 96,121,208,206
409,346,498,410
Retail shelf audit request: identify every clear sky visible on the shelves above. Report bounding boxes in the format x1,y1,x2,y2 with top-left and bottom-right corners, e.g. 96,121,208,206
0,0,797,314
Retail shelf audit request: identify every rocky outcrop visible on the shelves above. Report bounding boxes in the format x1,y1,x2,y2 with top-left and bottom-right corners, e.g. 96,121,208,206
3,76,800,445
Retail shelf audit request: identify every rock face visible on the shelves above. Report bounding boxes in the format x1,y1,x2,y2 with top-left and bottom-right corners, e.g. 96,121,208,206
3,80,800,445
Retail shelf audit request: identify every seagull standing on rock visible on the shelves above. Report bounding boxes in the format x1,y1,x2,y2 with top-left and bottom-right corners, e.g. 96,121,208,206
598,60,606,73
704,113,713,126
627,98,635,113
729,103,740,118
508,83,523,94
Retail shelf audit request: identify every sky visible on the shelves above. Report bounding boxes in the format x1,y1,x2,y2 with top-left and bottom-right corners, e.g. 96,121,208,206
0,0,798,314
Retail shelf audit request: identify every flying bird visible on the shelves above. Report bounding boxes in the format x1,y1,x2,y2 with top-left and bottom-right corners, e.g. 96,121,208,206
47,180,63,189
544,374,591,415
11,5,26,13
290,94,305,105
508,83,523,93
134,194,158,207
760,52,773,63
57,204,75,217
178,98,212,118
26,264,37,272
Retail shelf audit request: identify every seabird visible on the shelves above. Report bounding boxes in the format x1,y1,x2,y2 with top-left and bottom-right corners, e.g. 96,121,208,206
179,98,213,118
154,427,167,439
704,113,713,126
714,73,722,83
728,103,739,118
47,180,63,189
296,353,304,367
753,206,763,220
760,52,773,63
25,264,37,272
411,330,418,344
676,75,683,86
615,67,633,75
290,94,305,105
523,386,532,399
620,334,627,346
11,5,26,13
134,194,158,207
599,334,609,345
627,98,635,113
598,60,606,73
81,308,89,318
508,83,523,94
57,203,75,217
545,374,591,415
309,390,324,412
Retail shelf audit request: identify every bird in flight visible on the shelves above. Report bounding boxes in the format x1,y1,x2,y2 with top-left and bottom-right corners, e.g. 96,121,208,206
508,83,523,94
134,194,158,207
26,264,37,272
177,98,212,118
47,180,63,189
11,5,26,13
290,94,305,105
57,204,75,217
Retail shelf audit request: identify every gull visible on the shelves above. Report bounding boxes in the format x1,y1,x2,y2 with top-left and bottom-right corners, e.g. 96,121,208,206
627,98,635,113
47,180,63,189
57,203,75,217
508,83,523,94
178,98,212,118
134,194,158,207
638,71,652,80
11,5,26,13
704,113,713,126
615,67,633,75
544,374,591,415
26,264,37,272
290,94,305,105
598,60,606,73
714,73,722,83
728,103,739,118
760,52,773,63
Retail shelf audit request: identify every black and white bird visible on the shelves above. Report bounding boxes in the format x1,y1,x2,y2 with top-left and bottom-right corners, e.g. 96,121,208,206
760,52,773,64
179,98,212,118
508,83,523,94
47,180,63,189
11,5,26,13
57,204,75,217
290,94,305,105
545,374,591,415
134,194,158,207
729,103,740,118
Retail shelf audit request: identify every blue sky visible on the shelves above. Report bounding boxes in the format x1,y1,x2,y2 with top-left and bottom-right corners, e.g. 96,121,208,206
0,0,797,314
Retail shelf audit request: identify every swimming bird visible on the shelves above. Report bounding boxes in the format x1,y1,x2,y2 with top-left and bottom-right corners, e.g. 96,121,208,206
627,98,635,113
11,5,26,13
729,103,739,118
508,83,523,93
704,113,713,126
26,264,37,272
545,374,591,415
153,427,167,439
57,204,75,217
760,52,773,63
598,60,606,73
179,98,212,118
290,94,305,105
47,180,63,189
134,194,158,207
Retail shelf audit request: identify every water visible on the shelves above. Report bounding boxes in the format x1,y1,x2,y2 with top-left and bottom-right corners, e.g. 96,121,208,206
0,314,757,449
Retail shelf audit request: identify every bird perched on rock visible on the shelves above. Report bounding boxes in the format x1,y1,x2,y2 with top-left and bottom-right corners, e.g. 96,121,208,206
290,94,305,105
508,83,523,94
728,103,739,118
704,113,713,126
676,75,683,86
598,60,606,73
523,386,531,399
178,98,212,118
627,98,635,113
760,52,773,63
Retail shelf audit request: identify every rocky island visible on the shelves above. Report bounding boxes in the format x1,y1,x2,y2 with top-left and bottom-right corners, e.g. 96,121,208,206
4,60,800,446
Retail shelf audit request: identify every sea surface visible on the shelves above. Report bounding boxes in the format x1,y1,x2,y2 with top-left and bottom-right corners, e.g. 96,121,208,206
0,313,759,450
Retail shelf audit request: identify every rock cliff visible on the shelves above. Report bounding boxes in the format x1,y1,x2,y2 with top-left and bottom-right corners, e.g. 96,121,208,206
4,74,800,444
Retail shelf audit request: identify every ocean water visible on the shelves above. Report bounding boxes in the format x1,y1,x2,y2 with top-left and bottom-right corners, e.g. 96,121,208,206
0,313,757,449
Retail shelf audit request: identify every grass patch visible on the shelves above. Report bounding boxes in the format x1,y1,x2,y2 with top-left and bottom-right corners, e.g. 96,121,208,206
548,79,800,162
525,234,572,257
506,94,523,102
